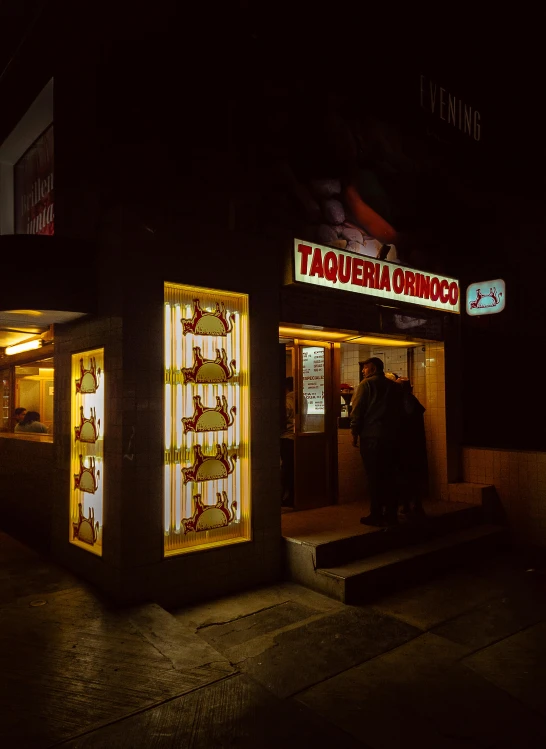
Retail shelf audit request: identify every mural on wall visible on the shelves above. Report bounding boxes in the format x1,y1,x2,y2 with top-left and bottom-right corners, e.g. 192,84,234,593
70,349,104,553
233,63,492,274
164,283,250,554
234,80,438,266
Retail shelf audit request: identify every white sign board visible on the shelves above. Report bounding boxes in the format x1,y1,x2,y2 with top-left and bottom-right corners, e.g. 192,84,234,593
302,346,325,415
293,239,460,314
466,279,505,316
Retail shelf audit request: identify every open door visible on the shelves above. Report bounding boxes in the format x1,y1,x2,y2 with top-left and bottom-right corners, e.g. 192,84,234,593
289,340,338,510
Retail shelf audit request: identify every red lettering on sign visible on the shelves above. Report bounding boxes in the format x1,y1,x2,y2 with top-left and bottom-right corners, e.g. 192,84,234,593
373,264,380,289
393,268,404,294
351,258,364,286
419,275,430,299
363,261,375,288
324,252,338,283
379,265,391,292
404,271,416,296
298,244,313,275
430,277,440,301
449,281,459,306
338,255,351,283
309,248,324,278
439,279,449,303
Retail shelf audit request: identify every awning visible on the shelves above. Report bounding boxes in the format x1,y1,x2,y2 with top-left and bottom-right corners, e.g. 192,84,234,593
0,235,97,348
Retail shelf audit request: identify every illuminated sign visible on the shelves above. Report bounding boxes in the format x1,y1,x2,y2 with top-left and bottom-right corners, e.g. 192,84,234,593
292,239,460,314
70,349,104,555
466,279,505,316
164,283,250,556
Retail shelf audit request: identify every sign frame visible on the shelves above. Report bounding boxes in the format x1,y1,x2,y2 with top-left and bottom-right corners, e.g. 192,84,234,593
466,279,506,316
290,239,461,314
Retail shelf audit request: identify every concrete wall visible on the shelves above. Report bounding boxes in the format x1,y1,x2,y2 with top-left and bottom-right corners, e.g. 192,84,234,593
462,446,546,545
0,434,54,551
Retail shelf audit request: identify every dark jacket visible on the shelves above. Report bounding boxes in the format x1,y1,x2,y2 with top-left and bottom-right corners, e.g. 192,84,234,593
350,372,403,440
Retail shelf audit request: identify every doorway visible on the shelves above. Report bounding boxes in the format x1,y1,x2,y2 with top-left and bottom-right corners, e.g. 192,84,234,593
282,339,338,510
279,326,447,513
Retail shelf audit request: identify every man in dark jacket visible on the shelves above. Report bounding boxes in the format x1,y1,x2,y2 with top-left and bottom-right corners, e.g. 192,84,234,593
351,357,403,526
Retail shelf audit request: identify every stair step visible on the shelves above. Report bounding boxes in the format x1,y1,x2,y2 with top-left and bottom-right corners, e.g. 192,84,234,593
312,504,484,567
314,525,509,604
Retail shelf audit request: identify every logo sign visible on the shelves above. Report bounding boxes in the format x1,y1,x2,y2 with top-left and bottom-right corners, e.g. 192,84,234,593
292,239,460,314
466,280,505,316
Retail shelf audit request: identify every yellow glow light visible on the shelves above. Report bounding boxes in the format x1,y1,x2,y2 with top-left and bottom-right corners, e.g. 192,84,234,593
279,326,354,342
69,348,104,557
164,282,250,556
5,309,43,317
279,326,416,347
5,339,42,355
345,335,416,348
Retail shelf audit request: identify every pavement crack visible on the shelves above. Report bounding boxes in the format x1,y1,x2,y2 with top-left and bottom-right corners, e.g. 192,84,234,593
135,627,178,670
195,601,291,631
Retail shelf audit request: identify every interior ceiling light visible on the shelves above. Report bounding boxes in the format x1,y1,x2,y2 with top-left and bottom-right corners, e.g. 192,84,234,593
278,326,416,347
278,326,354,342
5,339,43,356
4,310,43,317
344,335,416,348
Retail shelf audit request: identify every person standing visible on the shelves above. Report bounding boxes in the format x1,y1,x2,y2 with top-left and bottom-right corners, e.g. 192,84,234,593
350,357,403,527
396,377,427,518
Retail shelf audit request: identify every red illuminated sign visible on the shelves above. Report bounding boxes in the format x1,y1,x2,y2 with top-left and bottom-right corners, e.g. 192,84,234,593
292,239,460,314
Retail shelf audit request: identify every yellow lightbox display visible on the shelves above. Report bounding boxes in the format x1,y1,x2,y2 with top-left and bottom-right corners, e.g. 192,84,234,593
70,348,104,555
164,283,250,555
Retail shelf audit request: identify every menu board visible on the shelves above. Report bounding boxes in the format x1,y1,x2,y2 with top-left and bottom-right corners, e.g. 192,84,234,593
302,346,325,415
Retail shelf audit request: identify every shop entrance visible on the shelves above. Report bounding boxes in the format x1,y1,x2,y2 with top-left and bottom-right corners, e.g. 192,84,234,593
281,338,338,510
279,325,442,513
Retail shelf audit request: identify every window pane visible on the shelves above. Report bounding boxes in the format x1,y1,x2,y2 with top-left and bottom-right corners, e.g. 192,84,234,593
15,357,54,434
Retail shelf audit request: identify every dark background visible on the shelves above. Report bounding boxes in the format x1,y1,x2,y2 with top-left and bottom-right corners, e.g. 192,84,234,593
1,1,545,449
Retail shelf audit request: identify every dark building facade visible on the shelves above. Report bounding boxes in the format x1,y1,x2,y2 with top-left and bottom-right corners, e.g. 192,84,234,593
1,3,545,603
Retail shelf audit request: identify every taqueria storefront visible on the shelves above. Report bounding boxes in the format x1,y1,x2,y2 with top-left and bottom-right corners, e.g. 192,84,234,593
0,235,462,607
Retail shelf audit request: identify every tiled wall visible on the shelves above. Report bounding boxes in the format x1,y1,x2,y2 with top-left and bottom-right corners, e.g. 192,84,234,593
340,344,408,389
371,347,408,379
411,343,447,502
462,446,546,544
340,343,363,389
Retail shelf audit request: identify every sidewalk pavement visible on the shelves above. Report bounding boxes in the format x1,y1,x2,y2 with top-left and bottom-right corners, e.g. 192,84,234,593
2,530,546,748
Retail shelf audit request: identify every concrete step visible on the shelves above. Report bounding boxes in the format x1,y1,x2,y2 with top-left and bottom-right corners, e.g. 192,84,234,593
312,504,484,568
316,525,510,604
